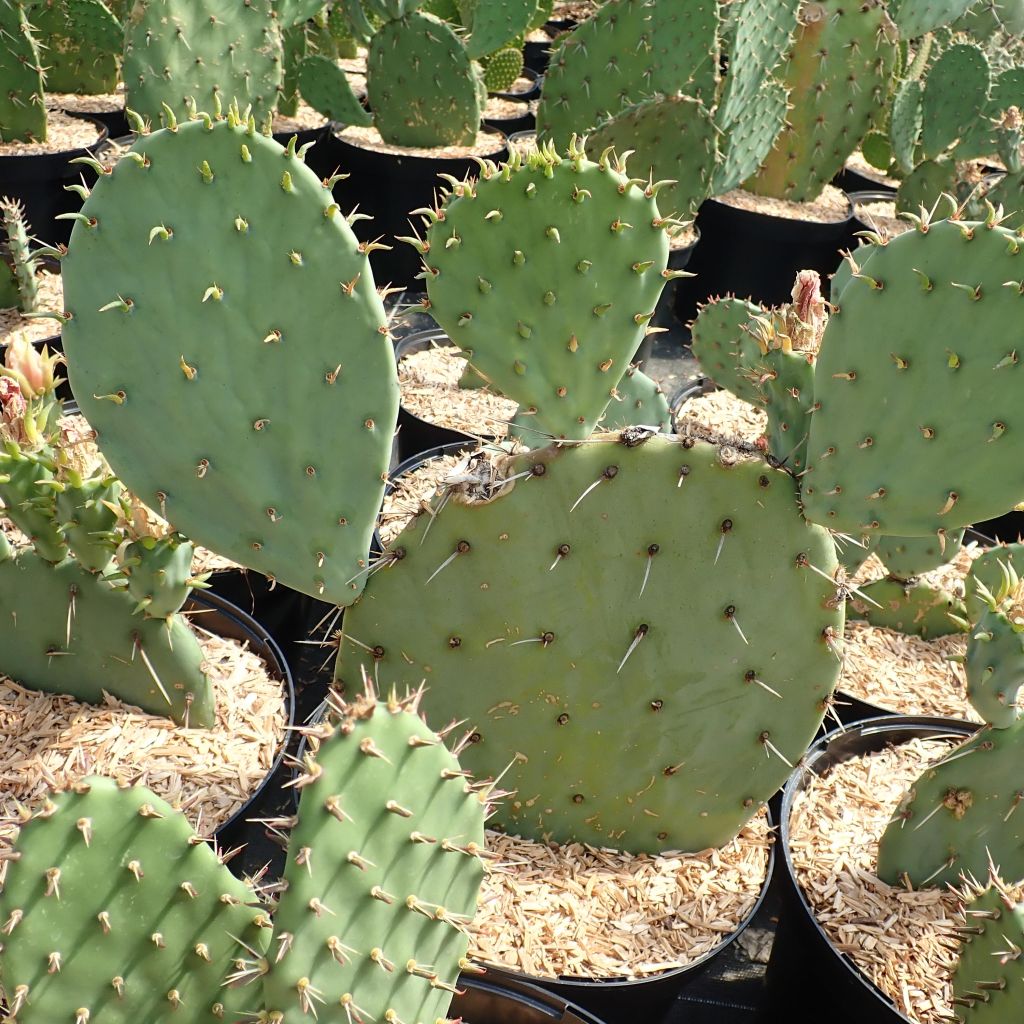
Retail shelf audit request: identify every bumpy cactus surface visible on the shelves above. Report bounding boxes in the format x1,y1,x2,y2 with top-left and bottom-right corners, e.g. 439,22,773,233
872,531,965,579
0,0,46,142
0,777,269,1024
849,575,965,638
690,296,765,404
412,142,675,442
25,0,122,94
60,107,399,606
920,43,991,161
888,0,977,38
1,198,38,313
339,431,843,854
124,0,283,127
803,209,1024,538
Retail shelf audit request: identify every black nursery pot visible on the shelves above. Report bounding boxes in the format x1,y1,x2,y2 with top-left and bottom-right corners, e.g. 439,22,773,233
833,161,899,197
523,36,554,75
329,126,508,289
484,106,536,139
452,974,609,1024
394,329,503,465
761,715,977,1024
484,811,776,1024
673,194,855,329
0,118,109,247
64,105,129,141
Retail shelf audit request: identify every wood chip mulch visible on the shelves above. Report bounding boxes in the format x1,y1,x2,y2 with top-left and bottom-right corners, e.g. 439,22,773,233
0,270,64,345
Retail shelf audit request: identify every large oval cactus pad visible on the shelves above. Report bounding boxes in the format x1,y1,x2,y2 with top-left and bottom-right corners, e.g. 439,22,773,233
339,434,843,854
61,113,398,605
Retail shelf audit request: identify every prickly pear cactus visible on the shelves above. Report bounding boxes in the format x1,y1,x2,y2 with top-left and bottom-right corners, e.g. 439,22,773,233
964,568,1024,727
482,45,524,93
60,108,399,606
0,777,270,1024
298,52,373,125
872,531,965,579
848,576,966,638
121,533,198,619
367,11,480,147
887,0,976,39
263,689,489,1024
921,43,991,161
966,542,1024,621
339,432,844,853
747,0,898,203
24,0,122,95
413,143,675,442
599,364,672,433
536,0,719,147
803,211,1024,538
52,468,122,572
124,0,284,127
950,874,1024,1024
464,0,533,57
1,198,38,313
877,719,1024,888
689,296,765,404
0,0,47,142
586,93,719,219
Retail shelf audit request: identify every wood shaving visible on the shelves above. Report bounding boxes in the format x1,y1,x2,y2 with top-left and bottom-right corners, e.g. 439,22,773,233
0,270,63,345
0,624,286,865
508,130,538,156
273,100,328,135
471,812,772,980
674,389,767,446
851,542,982,593
49,90,124,115
483,95,532,120
718,185,851,224
399,344,517,437
790,737,972,1024
334,124,506,159
0,109,103,155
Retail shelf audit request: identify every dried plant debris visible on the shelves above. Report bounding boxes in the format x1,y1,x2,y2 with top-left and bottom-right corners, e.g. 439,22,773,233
471,812,772,980
0,272,63,344
674,388,768,447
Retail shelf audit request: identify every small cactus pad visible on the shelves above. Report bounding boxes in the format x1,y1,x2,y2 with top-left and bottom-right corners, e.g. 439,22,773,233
61,111,398,606
0,777,270,1024
367,11,480,147
25,0,122,95
876,720,1024,888
950,876,1024,1024
297,53,374,127
848,576,966,639
747,0,897,203
536,0,719,147
0,542,213,725
887,0,976,39
803,215,1024,538
966,543,1024,621
0,0,46,142
872,531,965,579
418,144,671,442
338,433,843,853
1,198,38,313
262,690,488,1024
124,0,283,128
482,46,524,93
598,365,672,433
920,43,991,161
465,0,533,58
586,93,719,219
689,296,766,405
965,577,1024,727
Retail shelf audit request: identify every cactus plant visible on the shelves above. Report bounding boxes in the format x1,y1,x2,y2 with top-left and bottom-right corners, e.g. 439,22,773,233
0,0,47,142
59,105,399,607
24,0,122,95
338,430,844,854
1,199,39,314
599,364,672,433
965,541,1024,620
689,295,766,405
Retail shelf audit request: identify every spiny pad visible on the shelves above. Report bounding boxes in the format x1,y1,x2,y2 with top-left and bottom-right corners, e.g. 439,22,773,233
599,365,671,433
0,542,213,725
262,694,487,1024
848,576,965,639
0,777,269,1024
60,111,398,606
876,720,1024,888
0,0,46,142
24,0,122,95
338,433,843,854
803,216,1024,538
966,543,1024,621
419,145,671,442
966,600,1024,727
689,296,765,405
872,531,965,580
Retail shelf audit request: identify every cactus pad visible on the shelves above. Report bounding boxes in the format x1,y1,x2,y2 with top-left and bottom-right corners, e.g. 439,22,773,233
690,297,766,405
966,542,1024,621
465,0,533,58
25,0,122,95
417,144,671,442
124,0,283,128
876,720,1024,888
887,0,977,39
848,576,965,638
338,432,843,853
482,46,524,93
298,52,373,126
872,531,965,579
0,0,46,142
920,43,991,161
0,777,269,1024
61,111,398,606
803,215,1024,538
599,365,671,433
367,11,480,147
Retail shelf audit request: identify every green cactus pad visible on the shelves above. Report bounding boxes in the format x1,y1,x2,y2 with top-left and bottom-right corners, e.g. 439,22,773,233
276,0,328,28
966,543,1024,621
848,576,965,638
0,777,269,1024
877,720,1024,888
25,0,122,95
689,296,768,405
338,433,843,853
894,157,960,215
367,11,480,147
1,198,38,313
465,0,533,58
803,216,1024,538
262,691,487,1024
278,22,308,118
873,530,965,579
298,52,373,125
124,0,283,128
951,878,1024,1024
121,533,196,619
418,146,671,442
747,0,898,204
0,542,213,725
536,0,719,148
0,0,46,142
0,448,69,564
482,46,524,93
598,365,671,433
53,471,122,573
586,93,719,220
61,111,398,606
889,78,923,175
966,599,1024,727
712,76,789,196
920,43,991,161
887,0,976,39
